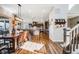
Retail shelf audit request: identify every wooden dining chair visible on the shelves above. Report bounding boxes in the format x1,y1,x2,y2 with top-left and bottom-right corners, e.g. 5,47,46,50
18,33,23,48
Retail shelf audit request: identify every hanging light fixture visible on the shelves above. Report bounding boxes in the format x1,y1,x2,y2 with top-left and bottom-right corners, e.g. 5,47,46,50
17,4,21,17
17,4,23,29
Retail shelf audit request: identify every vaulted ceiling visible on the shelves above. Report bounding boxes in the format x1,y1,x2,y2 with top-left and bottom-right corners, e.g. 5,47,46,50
68,4,79,18
0,4,54,20
1,4,77,21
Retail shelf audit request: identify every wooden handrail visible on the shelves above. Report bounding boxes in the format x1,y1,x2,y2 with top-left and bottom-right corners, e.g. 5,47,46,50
64,24,79,53
70,24,79,33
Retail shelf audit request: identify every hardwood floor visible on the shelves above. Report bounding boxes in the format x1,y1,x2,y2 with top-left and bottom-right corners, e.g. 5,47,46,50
15,32,63,54
32,32,63,54
31,32,50,53
48,39,63,54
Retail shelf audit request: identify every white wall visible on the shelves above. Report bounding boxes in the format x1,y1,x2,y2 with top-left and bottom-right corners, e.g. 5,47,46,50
49,4,68,42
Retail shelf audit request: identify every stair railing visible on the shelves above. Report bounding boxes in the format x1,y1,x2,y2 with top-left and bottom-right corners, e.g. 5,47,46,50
64,24,79,53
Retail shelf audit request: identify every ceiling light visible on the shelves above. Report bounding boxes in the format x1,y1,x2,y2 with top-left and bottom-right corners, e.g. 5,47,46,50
68,4,75,10
17,4,21,7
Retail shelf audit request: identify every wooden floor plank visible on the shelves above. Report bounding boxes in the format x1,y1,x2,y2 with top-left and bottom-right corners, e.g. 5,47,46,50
15,32,63,54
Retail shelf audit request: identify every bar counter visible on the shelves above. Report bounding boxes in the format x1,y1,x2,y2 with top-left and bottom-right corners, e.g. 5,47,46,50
0,34,21,54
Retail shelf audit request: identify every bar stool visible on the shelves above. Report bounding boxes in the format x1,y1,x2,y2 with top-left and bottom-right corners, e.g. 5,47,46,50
17,32,24,48
0,39,9,54
4,39,14,53
18,34,22,48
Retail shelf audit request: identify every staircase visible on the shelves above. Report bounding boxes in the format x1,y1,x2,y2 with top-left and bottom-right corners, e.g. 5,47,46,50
63,24,79,54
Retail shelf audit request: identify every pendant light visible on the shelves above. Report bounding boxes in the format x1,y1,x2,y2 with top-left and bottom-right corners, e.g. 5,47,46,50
17,4,23,29
17,4,21,17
